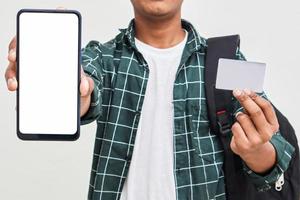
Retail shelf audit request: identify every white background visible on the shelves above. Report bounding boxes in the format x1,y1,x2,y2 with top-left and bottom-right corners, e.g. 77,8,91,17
0,0,299,199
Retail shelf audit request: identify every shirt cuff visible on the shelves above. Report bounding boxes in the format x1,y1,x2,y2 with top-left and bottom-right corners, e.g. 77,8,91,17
80,85,102,125
242,132,295,192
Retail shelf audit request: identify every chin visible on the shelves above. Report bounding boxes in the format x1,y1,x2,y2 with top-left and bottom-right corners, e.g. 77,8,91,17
132,0,182,19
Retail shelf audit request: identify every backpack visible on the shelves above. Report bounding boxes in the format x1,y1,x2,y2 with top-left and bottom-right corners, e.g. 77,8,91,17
205,35,300,200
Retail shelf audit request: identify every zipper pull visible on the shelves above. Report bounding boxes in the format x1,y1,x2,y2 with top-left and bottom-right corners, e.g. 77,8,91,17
275,173,285,191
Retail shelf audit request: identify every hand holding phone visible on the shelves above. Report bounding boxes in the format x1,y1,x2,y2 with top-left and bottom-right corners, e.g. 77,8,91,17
5,37,94,117
4,9,93,140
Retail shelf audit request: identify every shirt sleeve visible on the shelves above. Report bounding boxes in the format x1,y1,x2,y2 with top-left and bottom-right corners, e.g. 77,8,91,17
232,49,296,192
80,41,104,125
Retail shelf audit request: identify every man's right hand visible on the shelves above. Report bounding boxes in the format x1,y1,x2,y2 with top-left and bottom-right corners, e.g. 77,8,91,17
5,36,94,117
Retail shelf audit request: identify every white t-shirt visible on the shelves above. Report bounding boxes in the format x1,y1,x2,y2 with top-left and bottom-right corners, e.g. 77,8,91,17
120,30,188,200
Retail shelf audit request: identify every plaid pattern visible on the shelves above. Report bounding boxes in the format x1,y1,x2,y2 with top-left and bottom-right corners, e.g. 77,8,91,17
81,19,295,200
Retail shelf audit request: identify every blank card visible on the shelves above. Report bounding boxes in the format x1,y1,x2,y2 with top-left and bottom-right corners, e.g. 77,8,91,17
216,58,266,93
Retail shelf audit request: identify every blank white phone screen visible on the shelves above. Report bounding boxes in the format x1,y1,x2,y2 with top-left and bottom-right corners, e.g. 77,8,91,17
18,12,79,134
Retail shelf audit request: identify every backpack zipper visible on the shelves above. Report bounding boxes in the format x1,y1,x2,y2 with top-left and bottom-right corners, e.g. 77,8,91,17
275,173,285,191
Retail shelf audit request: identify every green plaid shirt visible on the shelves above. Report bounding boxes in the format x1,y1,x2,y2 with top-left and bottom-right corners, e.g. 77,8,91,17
81,19,295,200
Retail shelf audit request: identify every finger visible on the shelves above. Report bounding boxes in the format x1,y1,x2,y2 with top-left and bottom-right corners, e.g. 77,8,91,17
243,109,249,115
246,90,279,132
81,76,94,97
56,6,67,10
80,75,90,97
230,136,243,155
8,48,16,63
5,61,16,80
230,136,238,154
235,112,267,144
231,122,250,151
8,36,16,52
7,78,18,91
86,76,94,94
5,68,18,91
233,89,269,131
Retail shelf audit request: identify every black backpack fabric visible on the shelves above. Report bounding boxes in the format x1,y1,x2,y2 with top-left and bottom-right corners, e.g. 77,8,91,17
204,35,300,200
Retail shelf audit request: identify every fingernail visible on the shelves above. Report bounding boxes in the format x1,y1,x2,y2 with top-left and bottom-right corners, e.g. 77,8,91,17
233,89,242,97
244,89,251,96
9,49,15,54
9,49,16,57
7,78,14,85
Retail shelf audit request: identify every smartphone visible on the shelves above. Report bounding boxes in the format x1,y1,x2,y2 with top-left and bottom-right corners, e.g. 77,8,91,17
16,9,81,141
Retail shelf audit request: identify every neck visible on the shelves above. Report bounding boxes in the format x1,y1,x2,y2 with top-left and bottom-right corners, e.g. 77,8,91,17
134,13,185,49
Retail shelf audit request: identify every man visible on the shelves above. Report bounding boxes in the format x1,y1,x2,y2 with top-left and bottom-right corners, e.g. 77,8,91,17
5,0,295,200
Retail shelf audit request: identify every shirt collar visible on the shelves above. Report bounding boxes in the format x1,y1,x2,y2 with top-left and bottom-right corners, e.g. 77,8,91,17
119,19,206,54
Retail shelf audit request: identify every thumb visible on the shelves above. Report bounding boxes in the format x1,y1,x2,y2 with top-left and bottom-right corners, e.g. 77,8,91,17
230,136,239,155
80,75,90,97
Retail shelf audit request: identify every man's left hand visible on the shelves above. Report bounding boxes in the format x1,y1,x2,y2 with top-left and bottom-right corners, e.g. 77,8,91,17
231,89,279,174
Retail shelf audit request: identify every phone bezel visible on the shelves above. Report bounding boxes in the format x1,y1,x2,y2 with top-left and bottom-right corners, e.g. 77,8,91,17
16,9,81,141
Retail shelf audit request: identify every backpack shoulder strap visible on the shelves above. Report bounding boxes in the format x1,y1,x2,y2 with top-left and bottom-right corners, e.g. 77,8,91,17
205,35,245,199
205,35,240,136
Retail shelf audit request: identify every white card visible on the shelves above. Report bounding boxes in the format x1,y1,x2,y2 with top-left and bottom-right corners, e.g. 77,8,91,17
216,58,266,93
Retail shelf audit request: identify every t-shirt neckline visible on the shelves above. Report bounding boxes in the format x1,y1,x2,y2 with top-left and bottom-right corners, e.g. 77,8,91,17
135,29,188,54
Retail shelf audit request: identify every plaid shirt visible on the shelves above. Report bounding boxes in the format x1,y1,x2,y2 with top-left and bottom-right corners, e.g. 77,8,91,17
81,19,295,200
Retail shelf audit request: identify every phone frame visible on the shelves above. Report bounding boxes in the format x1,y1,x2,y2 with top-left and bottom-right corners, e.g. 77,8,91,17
16,9,81,141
